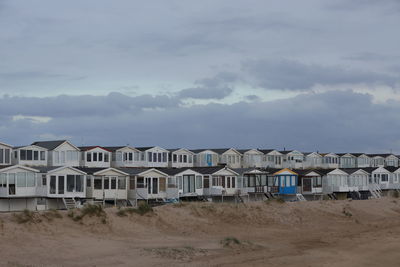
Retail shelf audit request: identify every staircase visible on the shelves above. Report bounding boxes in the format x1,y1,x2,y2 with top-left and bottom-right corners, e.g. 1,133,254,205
296,193,307,201
127,199,137,207
327,193,337,200
63,198,76,210
264,192,275,199
368,184,382,199
236,194,245,203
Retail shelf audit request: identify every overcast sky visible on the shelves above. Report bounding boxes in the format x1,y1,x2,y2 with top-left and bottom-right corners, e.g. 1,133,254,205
1,0,400,153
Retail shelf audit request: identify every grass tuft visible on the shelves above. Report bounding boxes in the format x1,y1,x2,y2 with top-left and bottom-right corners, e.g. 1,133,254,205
221,237,241,247
68,204,107,224
42,209,62,221
14,209,42,224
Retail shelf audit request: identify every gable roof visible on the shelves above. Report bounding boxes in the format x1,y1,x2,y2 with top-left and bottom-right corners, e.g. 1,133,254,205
168,148,195,155
257,149,276,154
156,167,191,176
32,140,79,151
341,168,367,175
78,146,111,152
190,149,219,154
273,168,298,175
103,146,139,152
0,142,13,148
232,167,269,175
135,146,155,152
187,166,229,175
368,154,394,158
384,166,400,173
0,165,40,173
135,146,168,152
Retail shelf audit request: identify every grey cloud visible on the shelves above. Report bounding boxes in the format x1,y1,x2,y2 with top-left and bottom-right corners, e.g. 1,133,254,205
178,87,233,100
1,90,400,154
0,92,181,118
244,95,261,101
242,59,399,90
344,52,400,62
177,72,237,99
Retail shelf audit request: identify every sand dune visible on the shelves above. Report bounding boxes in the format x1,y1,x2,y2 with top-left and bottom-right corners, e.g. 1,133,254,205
1,198,400,266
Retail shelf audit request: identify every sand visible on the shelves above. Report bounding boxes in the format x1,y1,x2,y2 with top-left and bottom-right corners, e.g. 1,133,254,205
1,198,400,267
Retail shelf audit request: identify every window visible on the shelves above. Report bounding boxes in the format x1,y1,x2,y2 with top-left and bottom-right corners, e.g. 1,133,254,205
291,176,296,186
177,176,182,190
189,155,193,163
0,149,3,163
33,151,39,160
42,174,47,186
137,177,145,188
104,178,110,189
158,153,162,162
87,177,91,187
196,176,202,189
111,178,116,189
54,151,60,163
20,150,27,160
153,153,157,162
0,173,6,187
212,176,220,186
93,152,98,162
118,177,126,189
27,150,33,160
173,154,177,163
231,177,236,188
60,151,65,163
381,174,389,182
17,173,27,187
67,175,75,192
152,178,158,194
99,152,103,162
148,152,153,162
183,155,187,163
163,152,167,162
40,151,45,161
129,153,133,161
168,177,176,188
94,178,102,189
76,175,83,192
104,153,109,162
27,173,35,187
87,153,92,162
50,176,56,194
58,176,65,194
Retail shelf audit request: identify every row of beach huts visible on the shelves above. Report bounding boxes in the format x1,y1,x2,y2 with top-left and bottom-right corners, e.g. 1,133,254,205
0,140,399,211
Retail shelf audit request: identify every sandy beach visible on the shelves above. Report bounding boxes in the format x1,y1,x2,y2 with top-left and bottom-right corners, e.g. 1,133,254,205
1,198,400,267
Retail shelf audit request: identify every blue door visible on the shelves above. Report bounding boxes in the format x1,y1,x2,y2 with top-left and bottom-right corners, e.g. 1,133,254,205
278,175,297,195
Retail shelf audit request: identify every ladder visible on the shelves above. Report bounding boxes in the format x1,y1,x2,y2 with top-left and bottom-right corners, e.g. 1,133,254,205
296,193,307,201
63,198,76,210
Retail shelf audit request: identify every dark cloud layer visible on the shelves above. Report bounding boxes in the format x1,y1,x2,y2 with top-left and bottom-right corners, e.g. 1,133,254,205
242,59,399,90
1,91,399,153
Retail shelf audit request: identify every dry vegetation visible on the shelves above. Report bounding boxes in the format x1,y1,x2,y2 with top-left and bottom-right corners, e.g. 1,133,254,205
2,198,400,266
